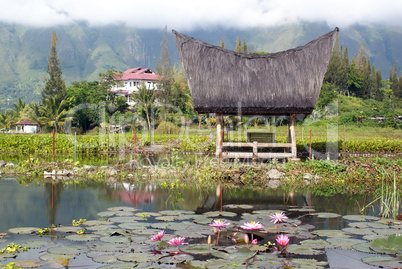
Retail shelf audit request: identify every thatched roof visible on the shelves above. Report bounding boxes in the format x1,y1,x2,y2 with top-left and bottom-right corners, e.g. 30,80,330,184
173,28,339,115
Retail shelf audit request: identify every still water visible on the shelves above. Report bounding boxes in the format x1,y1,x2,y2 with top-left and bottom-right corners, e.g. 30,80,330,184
0,177,376,234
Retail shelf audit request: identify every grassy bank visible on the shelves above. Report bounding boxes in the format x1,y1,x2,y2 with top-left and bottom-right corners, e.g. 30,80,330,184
1,154,401,196
0,124,401,154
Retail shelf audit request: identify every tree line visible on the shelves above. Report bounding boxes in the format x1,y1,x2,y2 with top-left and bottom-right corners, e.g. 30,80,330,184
1,30,401,133
0,28,194,134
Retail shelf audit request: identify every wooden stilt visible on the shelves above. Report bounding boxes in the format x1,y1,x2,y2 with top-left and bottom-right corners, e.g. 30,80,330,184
216,114,223,159
289,114,299,161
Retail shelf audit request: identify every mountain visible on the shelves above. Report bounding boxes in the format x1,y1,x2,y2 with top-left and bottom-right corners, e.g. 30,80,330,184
0,21,401,110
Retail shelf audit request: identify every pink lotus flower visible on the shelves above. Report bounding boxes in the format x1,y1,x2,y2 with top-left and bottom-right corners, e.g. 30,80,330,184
208,219,231,231
270,212,288,224
150,230,165,242
276,234,290,247
251,239,258,245
168,237,187,246
240,221,264,231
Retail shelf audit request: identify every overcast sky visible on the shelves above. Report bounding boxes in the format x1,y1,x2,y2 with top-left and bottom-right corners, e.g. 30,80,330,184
1,0,401,30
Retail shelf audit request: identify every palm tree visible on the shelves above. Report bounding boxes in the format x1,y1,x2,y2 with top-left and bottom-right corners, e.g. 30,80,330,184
133,82,156,131
24,102,45,133
39,95,70,133
6,98,26,123
0,112,13,130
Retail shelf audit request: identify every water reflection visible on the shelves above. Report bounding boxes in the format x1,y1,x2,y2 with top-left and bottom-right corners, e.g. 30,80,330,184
0,178,378,234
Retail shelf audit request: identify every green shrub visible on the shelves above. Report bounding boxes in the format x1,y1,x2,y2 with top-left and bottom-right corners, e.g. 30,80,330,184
155,121,180,135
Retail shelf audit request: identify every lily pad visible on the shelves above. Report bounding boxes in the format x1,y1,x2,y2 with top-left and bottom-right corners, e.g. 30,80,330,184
286,245,325,255
99,236,131,244
291,258,328,269
150,222,171,230
352,242,378,253
224,204,254,210
84,220,112,226
203,211,237,218
342,227,376,236
342,215,380,222
116,252,162,263
181,244,215,254
8,227,39,234
87,251,119,264
114,211,135,217
134,212,161,217
97,211,116,218
159,210,195,215
300,239,331,248
85,225,117,231
98,262,140,268
155,215,176,222
118,222,149,230
24,240,56,249
107,206,138,212
39,253,77,261
55,226,83,233
314,212,341,218
311,229,350,238
362,255,402,268
159,254,194,264
326,238,366,249
108,216,142,223
65,234,99,241
369,234,402,254
48,245,87,255
14,260,44,268
0,252,17,261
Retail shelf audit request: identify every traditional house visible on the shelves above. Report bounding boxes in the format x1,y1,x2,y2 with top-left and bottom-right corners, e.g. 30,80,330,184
110,67,161,105
13,120,39,133
173,28,338,160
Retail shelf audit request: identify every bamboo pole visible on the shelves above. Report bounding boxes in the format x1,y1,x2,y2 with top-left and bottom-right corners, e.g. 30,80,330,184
216,114,223,159
290,114,297,159
309,130,312,159
52,128,55,162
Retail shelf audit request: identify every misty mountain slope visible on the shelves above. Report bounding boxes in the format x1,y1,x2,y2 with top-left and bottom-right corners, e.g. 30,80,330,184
0,22,401,109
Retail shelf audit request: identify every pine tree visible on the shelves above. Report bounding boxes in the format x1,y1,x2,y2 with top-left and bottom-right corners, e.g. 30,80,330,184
235,36,242,52
42,32,66,104
156,26,174,109
243,37,247,53
219,37,225,49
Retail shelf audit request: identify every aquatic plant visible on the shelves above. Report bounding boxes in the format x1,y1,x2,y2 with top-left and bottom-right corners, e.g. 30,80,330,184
208,219,230,232
168,237,187,252
72,219,86,226
240,221,264,231
150,230,165,242
0,243,27,254
270,212,288,224
276,234,290,254
240,221,264,241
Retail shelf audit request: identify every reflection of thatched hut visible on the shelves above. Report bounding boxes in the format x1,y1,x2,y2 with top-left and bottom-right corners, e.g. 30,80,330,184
173,28,339,160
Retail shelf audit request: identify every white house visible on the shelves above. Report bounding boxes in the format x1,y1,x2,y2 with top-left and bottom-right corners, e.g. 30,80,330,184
14,120,38,133
110,67,161,106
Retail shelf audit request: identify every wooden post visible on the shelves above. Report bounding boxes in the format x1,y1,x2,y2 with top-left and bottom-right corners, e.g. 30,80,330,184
343,124,346,154
253,141,258,162
290,114,297,160
309,130,312,160
216,114,223,159
52,128,55,162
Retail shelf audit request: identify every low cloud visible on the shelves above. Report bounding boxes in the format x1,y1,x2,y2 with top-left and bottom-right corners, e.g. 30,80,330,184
1,0,401,30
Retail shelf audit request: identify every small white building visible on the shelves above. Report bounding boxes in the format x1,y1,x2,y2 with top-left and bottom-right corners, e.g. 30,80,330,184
14,120,38,133
110,67,161,106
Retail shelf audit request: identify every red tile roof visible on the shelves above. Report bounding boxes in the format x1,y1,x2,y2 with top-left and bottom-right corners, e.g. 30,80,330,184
14,120,38,125
118,67,161,81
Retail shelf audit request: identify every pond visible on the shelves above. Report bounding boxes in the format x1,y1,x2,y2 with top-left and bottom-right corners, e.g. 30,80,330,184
1,176,401,268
